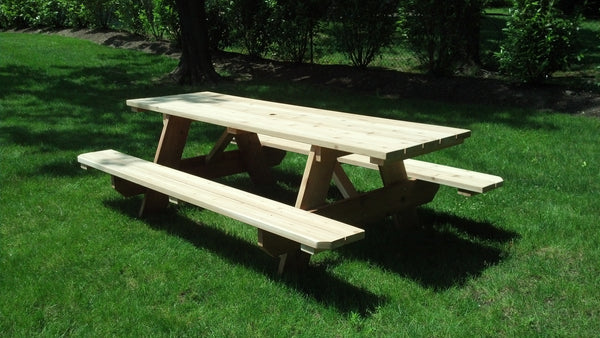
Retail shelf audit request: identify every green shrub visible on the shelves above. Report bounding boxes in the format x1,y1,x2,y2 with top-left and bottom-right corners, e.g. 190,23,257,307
400,0,485,75
154,0,179,40
114,0,149,35
229,0,275,58
57,0,117,29
206,0,233,51
0,0,68,29
329,0,399,68
555,0,586,16
0,0,39,28
485,0,514,7
271,0,326,63
496,0,581,82
38,0,69,28
115,0,179,40
60,0,89,28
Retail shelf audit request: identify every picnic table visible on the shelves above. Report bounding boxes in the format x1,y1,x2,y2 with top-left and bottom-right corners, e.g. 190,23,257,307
78,91,502,273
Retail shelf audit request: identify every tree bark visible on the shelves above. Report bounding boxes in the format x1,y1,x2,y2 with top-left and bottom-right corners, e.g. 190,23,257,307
172,0,220,85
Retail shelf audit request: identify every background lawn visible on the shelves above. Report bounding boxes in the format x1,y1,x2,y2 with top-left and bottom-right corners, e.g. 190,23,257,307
1,32,599,336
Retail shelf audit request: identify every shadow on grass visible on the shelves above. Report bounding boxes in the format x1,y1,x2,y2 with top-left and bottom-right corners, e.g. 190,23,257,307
338,208,519,291
104,198,387,317
103,186,517,314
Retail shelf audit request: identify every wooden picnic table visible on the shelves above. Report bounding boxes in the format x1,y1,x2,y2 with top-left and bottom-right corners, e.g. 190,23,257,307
79,91,502,273
126,91,471,212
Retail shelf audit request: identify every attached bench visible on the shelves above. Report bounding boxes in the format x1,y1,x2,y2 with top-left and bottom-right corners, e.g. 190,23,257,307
78,149,365,273
256,134,503,196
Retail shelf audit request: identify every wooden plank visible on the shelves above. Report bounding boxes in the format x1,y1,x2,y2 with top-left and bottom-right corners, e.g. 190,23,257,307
332,163,358,198
206,129,234,163
257,134,503,194
153,115,191,166
141,115,192,216
233,131,274,185
403,159,504,194
77,150,365,251
314,179,440,226
126,92,471,162
295,146,347,210
178,147,286,179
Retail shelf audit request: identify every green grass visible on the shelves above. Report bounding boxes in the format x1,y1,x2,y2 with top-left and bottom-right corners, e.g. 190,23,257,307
2,32,600,336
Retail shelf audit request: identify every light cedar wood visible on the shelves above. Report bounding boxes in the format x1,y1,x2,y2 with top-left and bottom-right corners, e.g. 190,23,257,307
78,150,365,255
256,134,503,196
126,91,471,163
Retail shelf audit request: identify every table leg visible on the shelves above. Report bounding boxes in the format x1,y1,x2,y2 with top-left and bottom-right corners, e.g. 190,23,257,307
139,115,191,217
379,159,409,185
295,146,346,210
232,130,274,185
379,160,430,227
256,145,344,273
332,163,359,198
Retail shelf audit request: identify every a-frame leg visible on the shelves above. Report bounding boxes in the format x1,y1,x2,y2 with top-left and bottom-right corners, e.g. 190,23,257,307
139,115,191,217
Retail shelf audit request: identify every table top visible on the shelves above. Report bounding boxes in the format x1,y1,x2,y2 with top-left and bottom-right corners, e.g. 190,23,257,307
127,91,471,162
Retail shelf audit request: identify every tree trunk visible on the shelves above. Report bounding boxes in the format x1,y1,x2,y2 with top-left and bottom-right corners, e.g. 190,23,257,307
172,0,220,85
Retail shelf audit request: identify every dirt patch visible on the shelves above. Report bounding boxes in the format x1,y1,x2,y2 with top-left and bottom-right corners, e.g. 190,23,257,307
16,27,600,117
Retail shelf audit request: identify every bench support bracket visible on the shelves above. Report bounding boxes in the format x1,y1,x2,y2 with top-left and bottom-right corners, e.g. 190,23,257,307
258,230,311,274
313,179,439,226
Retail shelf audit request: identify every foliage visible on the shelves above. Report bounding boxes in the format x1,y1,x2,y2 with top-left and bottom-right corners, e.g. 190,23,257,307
114,0,151,35
1,0,598,84
399,0,485,75
485,0,514,7
0,0,68,28
271,0,326,63
59,0,89,28
328,0,399,68
115,0,179,40
0,0,177,39
0,0,36,28
229,0,276,58
71,0,118,29
496,0,582,83
206,0,233,51
555,0,587,16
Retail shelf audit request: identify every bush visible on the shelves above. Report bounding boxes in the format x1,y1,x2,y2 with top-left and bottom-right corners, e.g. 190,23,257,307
57,0,118,29
555,0,586,16
115,0,179,40
229,0,275,58
485,0,514,7
206,0,233,51
329,0,399,68
37,0,69,28
271,0,326,63
0,0,40,28
400,0,485,75
0,0,71,29
60,0,89,28
496,0,582,82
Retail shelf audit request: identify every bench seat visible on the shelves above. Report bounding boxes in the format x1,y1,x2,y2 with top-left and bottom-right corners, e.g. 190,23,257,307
256,134,503,196
78,149,365,255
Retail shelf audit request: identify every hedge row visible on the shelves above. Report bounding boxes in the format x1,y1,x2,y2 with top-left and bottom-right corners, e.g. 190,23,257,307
1,0,591,82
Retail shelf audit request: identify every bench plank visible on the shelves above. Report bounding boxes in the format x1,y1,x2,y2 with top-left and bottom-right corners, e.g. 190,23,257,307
78,150,364,253
256,134,503,195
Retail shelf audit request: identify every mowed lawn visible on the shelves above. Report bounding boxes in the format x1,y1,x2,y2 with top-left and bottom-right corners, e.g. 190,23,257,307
1,32,599,336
